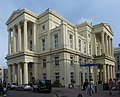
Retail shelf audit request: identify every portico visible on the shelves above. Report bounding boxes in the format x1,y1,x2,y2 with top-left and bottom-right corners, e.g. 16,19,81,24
6,9,38,84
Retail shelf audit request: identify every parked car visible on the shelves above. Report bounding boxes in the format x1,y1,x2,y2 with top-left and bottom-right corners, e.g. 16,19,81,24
33,80,52,93
33,84,39,92
24,84,32,91
16,85,24,91
10,83,18,90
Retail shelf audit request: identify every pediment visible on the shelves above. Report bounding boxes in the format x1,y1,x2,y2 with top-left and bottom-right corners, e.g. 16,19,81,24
104,24,113,35
6,9,24,25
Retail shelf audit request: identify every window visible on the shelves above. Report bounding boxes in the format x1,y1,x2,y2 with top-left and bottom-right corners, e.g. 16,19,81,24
84,59,86,64
88,34,90,38
79,56,82,65
71,72,74,79
54,33,58,48
84,42,86,53
42,38,45,51
118,65,120,70
43,73,46,79
55,56,59,66
42,25,45,30
43,59,46,68
55,72,60,81
70,34,73,48
30,40,32,51
78,39,81,51
89,44,91,55
97,47,99,55
70,56,74,65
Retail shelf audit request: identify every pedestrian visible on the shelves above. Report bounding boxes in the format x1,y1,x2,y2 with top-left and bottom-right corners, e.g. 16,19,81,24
86,82,95,95
83,79,88,90
108,78,113,95
0,82,6,96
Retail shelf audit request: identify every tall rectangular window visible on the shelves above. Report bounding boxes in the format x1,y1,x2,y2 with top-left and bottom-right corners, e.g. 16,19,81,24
54,33,58,48
30,40,32,51
89,44,91,55
70,56,74,65
70,34,73,48
84,42,86,53
79,56,82,65
55,72,60,81
42,38,45,51
70,72,74,79
55,56,59,66
43,59,46,68
85,73,87,79
97,47,99,55
43,73,46,79
78,39,81,51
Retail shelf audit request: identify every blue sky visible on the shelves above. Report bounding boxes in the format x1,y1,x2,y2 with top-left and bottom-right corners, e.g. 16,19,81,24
0,0,120,67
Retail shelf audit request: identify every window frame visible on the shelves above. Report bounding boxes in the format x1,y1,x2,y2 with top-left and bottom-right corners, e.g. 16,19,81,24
54,33,58,48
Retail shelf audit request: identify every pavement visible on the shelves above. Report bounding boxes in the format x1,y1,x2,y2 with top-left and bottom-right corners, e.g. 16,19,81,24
52,84,120,97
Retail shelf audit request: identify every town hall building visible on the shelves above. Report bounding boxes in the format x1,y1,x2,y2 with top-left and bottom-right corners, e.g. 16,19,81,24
6,8,115,87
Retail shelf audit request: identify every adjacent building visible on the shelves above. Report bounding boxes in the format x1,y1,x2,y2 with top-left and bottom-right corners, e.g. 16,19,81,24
0,66,4,82
6,8,115,86
114,44,120,80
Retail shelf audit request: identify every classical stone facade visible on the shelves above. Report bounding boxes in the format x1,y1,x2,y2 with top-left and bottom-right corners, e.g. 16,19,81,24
114,44,120,79
6,8,115,86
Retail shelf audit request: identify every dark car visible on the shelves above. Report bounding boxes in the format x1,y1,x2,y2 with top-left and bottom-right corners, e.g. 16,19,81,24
33,80,51,93
16,85,24,91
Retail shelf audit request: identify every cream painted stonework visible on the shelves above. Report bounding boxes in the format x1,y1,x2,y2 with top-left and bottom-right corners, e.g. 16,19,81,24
6,8,115,86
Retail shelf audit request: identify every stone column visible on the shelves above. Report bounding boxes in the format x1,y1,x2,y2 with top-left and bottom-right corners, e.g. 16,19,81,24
18,64,22,84
103,64,107,83
112,66,115,79
107,65,110,81
8,65,11,83
106,35,109,55
18,23,22,52
24,62,28,84
74,28,78,51
111,39,114,57
61,21,68,48
109,38,111,56
13,27,16,53
12,65,15,82
74,56,80,86
108,36,110,56
8,29,11,54
34,63,38,80
93,66,97,83
33,23,36,52
24,20,28,52
110,65,113,79
101,32,105,54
